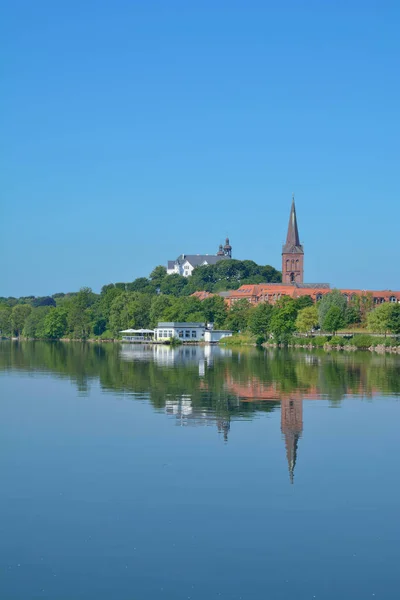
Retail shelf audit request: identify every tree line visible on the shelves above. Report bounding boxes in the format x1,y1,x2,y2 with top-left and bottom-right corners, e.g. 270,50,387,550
1,266,399,340
0,261,279,339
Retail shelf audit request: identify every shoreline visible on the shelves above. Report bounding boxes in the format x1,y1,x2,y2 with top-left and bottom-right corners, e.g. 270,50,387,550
2,337,400,354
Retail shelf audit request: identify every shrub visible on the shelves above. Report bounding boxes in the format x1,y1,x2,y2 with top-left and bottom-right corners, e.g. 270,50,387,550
329,335,343,345
255,335,266,346
100,329,114,340
369,336,385,347
352,334,374,349
313,336,329,347
383,338,400,347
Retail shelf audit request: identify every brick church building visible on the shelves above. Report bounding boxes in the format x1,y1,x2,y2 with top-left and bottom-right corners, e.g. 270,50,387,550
223,196,400,307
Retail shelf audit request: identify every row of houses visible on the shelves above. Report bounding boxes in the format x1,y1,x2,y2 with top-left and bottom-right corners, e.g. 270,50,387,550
193,284,400,307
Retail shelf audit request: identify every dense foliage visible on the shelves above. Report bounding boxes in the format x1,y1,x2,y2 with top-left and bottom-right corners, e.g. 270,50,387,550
1,271,399,342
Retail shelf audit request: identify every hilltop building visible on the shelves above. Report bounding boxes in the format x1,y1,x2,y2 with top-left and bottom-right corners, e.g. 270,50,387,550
187,196,400,307
282,195,304,284
167,238,232,277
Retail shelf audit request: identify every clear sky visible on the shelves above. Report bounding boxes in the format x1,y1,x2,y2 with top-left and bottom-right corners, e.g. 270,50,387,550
1,0,399,297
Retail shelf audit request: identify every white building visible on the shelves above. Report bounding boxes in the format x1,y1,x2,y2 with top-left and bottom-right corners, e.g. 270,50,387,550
154,322,233,343
154,322,206,341
167,238,233,277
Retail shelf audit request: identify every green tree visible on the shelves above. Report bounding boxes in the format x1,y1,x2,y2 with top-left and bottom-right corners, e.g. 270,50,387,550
225,299,254,333
387,304,400,334
318,289,347,329
149,265,167,283
295,295,314,310
32,296,56,308
248,302,273,337
109,292,152,334
68,287,96,339
295,305,318,334
149,295,174,326
159,273,188,296
367,303,394,336
99,286,124,320
43,308,68,339
126,277,155,294
322,305,345,334
344,301,362,325
269,297,298,340
357,293,374,324
163,296,204,322
201,296,228,328
11,304,32,337
23,306,52,338
0,306,12,336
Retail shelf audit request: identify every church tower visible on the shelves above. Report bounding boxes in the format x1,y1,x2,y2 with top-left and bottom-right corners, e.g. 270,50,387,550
223,237,232,258
282,195,304,284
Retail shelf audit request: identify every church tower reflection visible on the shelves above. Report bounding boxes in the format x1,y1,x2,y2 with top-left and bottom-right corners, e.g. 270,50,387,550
281,398,303,484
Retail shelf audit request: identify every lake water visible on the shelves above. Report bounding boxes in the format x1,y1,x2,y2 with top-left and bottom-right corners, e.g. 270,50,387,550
1,341,400,600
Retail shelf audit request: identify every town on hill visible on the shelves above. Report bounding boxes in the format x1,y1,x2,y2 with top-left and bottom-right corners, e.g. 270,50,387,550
1,197,399,343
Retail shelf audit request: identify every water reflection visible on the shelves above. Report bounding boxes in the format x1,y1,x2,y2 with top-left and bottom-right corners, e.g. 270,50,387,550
120,343,232,370
1,341,400,484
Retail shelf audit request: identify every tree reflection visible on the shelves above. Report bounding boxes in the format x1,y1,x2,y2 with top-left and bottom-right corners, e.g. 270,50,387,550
2,341,400,483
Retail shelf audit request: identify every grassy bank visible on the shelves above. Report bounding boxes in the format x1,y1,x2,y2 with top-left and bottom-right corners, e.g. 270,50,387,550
220,333,256,347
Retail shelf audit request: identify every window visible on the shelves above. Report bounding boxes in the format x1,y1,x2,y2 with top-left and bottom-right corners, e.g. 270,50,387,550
390,296,397,303
178,330,183,338
316,293,323,301
168,330,173,337
191,330,197,338
185,330,190,338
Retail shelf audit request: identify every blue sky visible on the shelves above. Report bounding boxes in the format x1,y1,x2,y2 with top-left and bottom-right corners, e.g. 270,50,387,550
1,0,399,296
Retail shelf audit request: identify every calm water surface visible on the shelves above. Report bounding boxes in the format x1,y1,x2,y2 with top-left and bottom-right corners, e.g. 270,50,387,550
1,341,400,599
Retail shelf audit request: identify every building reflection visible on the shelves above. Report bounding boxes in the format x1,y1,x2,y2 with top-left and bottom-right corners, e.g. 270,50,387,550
281,398,302,484
119,345,388,484
120,344,232,372
3,341,398,484
121,346,307,482
225,376,307,483
165,398,231,442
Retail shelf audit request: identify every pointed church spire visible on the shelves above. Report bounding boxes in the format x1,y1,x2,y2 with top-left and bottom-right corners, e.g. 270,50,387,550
285,194,301,249
282,195,304,283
